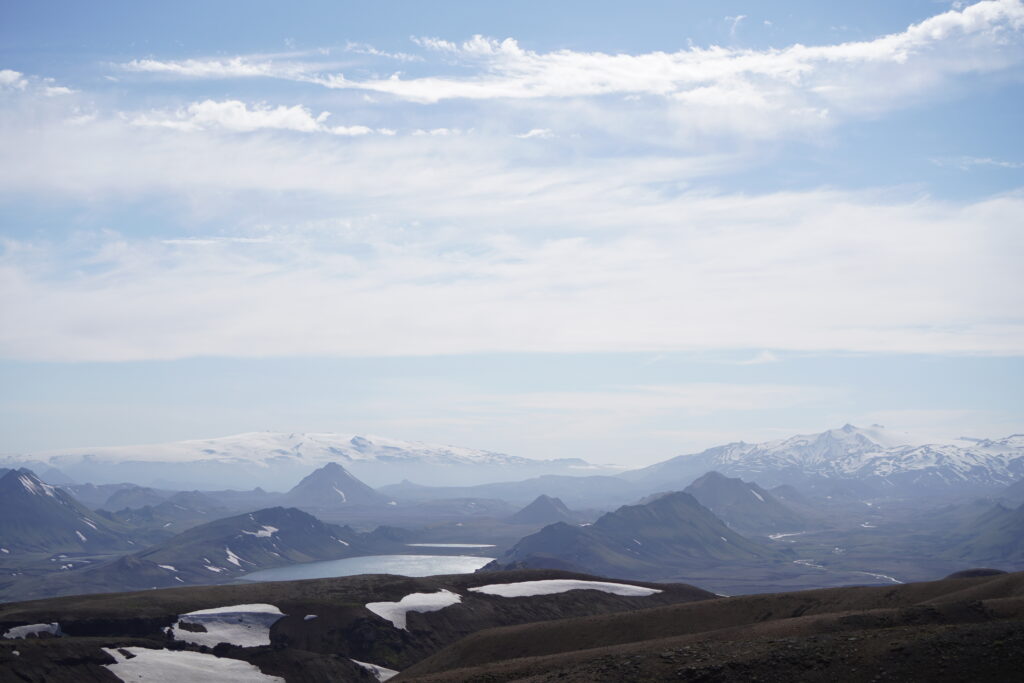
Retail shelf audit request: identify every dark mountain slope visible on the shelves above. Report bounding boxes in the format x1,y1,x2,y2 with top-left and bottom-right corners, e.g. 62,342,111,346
100,486,168,511
488,491,786,579
506,495,576,525
0,469,131,553
948,501,1024,563
282,462,388,509
684,471,815,534
1001,477,1024,504
1,507,363,600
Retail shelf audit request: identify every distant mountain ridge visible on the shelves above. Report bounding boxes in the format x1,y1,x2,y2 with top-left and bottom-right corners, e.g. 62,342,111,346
683,471,815,535
489,491,787,579
9,432,607,489
624,425,1024,495
0,469,131,553
507,495,577,525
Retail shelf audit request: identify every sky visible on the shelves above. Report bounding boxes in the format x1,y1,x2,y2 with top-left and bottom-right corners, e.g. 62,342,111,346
0,0,1022,466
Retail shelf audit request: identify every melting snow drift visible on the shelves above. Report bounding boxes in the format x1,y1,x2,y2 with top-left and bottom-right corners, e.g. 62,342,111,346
351,658,400,681
469,579,662,598
168,604,284,648
365,589,462,630
104,647,284,683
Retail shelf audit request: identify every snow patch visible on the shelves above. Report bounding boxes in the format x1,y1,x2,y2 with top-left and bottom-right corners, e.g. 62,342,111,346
75,530,87,543
350,658,399,681
750,488,765,502
168,604,284,648
3,623,61,639
158,564,177,571
19,474,57,497
225,547,249,568
469,579,662,598
241,525,278,538
365,589,462,630
104,647,284,682
332,486,347,502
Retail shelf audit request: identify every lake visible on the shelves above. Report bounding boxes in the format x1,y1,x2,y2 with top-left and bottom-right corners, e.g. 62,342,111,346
240,554,495,582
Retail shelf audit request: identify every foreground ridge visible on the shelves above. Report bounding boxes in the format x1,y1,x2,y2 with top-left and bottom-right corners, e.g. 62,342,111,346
0,568,1021,682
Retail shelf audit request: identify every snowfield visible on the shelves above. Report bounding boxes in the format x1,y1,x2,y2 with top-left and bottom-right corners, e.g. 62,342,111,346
468,580,662,598
12,431,599,488
30,431,518,466
104,647,284,683
168,604,284,648
365,589,462,630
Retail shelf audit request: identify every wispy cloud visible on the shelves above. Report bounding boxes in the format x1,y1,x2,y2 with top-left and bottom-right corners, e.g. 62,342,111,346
1,166,1021,361
726,14,748,38
515,128,554,139
344,41,423,62
128,99,384,136
115,1,1024,142
933,155,1024,170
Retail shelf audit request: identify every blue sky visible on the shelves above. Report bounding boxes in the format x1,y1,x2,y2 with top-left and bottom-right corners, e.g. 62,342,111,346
0,1,1022,464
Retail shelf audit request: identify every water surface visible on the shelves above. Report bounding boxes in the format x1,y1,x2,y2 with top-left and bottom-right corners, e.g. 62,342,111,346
241,554,494,582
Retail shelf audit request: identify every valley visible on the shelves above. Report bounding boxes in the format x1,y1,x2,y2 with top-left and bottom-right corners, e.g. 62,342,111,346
2,424,1023,680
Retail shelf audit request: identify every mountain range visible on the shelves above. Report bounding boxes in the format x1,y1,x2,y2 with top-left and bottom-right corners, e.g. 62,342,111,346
623,424,1024,496
0,506,365,601
7,424,1023,500
6,432,604,489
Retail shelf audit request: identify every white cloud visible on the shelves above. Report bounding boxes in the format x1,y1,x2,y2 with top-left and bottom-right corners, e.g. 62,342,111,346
935,155,1024,169
123,56,300,80
515,128,554,139
344,41,423,62
320,0,1024,110
0,164,1021,361
111,2,1024,141
129,99,383,136
0,69,28,90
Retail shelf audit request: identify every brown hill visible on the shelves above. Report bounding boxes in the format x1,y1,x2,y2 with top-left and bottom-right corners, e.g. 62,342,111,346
399,570,1024,681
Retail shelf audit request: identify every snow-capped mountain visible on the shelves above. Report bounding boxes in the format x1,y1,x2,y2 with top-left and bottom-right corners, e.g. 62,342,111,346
9,432,601,490
623,425,1024,495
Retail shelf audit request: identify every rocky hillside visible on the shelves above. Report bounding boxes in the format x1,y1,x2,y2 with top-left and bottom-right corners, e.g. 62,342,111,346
0,507,363,601
0,569,711,681
0,469,132,553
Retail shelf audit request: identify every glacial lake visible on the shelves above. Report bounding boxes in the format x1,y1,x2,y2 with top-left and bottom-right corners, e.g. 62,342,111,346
240,554,495,582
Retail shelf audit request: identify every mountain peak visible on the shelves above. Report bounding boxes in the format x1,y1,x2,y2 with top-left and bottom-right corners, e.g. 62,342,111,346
508,494,575,525
0,468,58,498
283,462,386,509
